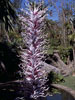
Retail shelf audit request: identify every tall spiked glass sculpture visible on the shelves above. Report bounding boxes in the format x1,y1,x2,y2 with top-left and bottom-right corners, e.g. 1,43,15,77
19,2,48,99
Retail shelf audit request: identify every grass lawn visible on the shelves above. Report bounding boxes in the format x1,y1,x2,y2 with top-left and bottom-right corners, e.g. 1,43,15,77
60,76,75,90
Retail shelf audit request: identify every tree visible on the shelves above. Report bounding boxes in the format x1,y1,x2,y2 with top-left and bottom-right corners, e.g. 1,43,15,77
0,0,17,42
70,15,75,69
12,0,23,9
47,0,74,47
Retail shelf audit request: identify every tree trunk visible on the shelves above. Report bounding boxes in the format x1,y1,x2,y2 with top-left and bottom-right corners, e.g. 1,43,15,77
73,48,75,70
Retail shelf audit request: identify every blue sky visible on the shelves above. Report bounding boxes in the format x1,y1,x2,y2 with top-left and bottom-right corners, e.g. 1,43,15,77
21,0,59,21
20,0,75,21
11,0,74,21
44,0,59,21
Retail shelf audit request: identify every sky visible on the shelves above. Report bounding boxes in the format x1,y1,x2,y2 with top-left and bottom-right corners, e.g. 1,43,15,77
19,0,75,21
21,0,59,21
11,0,75,21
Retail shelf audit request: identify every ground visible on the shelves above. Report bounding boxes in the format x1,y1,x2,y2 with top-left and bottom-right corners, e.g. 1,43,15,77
60,75,75,90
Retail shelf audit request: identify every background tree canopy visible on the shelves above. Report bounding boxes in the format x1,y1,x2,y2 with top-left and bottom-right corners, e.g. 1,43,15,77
0,0,17,30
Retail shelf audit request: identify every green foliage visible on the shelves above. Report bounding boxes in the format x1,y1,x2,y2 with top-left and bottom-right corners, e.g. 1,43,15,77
68,33,75,43
50,38,61,47
8,30,23,46
0,0,17,31
47,48,54,55
58,46,72,63
47,71,64,94
46,19,74,62
47,71,64,84
65,22,71,30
